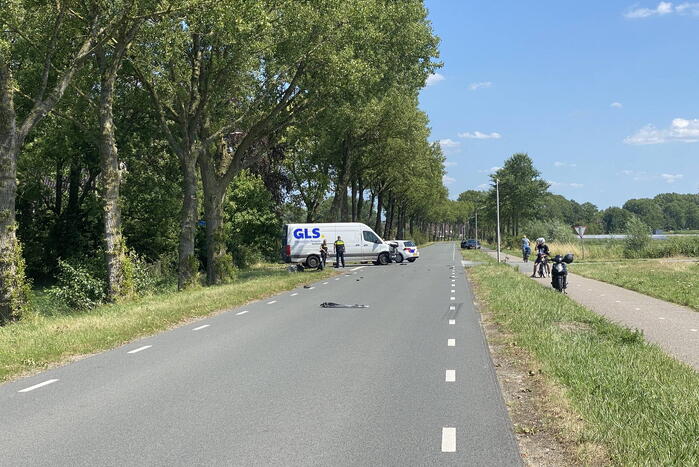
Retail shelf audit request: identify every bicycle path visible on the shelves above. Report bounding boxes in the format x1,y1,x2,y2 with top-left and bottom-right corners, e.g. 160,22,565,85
484,250,699,371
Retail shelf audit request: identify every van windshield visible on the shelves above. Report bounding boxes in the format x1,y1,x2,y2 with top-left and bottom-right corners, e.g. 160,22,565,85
404,241,415,247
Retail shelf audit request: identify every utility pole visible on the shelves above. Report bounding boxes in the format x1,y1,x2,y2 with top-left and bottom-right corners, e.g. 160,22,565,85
496,178,501,262
475,209,478,243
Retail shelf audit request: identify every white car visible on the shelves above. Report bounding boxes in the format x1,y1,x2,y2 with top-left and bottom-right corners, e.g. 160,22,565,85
389,240,420,263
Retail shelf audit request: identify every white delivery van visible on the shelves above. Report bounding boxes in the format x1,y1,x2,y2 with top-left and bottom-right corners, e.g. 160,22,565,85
281,223,393,268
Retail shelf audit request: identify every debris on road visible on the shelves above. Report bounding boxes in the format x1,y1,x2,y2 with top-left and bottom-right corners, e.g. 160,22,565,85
320,302,369,309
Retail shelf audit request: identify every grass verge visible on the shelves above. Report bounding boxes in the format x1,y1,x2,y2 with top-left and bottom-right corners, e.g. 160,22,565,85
0,265,337,383
571,260,699,312
464,250,699,465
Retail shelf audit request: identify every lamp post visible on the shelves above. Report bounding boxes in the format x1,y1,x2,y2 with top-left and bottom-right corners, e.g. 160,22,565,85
496,178,501,262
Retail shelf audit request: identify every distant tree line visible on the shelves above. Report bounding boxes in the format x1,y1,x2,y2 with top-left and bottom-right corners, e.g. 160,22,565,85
457,153,699,243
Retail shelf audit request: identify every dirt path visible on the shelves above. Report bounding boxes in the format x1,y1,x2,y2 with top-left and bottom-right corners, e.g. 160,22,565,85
484,250,699,371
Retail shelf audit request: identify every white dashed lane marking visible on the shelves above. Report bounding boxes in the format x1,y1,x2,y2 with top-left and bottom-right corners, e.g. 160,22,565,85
350,266,365,271
445,370,456,382
267,301,277,305
691,329,698,332
192,324,210,331
291,293,298,296
323,282,329,285
451,289,455,293
18,379,59,393
450,297,455,301
447,339,455,347
449,319,455,325
449,305,455,311
441,427,456,452
658,317,665,320
127,345,152,354
236,310,249,316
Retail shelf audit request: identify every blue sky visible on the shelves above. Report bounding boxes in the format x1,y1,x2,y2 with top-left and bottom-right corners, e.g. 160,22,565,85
419,1,699,208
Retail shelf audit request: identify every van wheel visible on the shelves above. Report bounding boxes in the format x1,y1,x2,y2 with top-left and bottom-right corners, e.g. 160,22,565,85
407,258,416,263
394,253,404,263
377,252,390,265
305,255,320,269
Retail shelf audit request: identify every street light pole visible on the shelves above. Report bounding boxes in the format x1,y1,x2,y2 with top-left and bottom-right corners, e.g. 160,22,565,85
496,178,501,262
475,209,478,243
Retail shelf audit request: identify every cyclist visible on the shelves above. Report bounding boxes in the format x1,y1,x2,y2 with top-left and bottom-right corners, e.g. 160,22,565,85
531,237,550,277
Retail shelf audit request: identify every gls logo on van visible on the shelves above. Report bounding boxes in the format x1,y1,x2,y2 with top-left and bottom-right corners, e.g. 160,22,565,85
293,228,321,239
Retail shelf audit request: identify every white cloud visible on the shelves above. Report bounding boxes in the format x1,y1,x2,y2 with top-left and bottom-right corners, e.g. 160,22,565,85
554,161,577,168
426,73,445,86
442,175,456,185
661,173,684,183
610,102,623,108
548,180,584,188
458,131,502,139
477,183,490,190
478,166,501,174
444,161,458,167
624,2,699,18
624,118,699,144
438,138,461,149
468,81,492,91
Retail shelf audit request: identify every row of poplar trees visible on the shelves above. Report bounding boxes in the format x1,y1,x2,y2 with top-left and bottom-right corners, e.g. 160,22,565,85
0,0,446,322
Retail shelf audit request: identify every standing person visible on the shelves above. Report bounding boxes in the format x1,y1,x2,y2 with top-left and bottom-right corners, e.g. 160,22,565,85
521,235,531,262
531,237,550,277
320,239,328,269
334,236,346,268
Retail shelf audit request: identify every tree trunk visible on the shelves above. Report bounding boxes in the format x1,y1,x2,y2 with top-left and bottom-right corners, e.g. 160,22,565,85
366,191,375,224
200,157,232,286
397,205,405,239
178,153,198,289
384,194,395,239
330,138,351,221
0,92,24,323
356,177,364,222
97,50,129,301
350,178,357,222
374,191,383,233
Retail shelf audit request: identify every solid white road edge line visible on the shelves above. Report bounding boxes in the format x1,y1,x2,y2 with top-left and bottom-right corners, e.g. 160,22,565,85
323,282,329,285
291,293,299,296
442,427,456,452
448,339,455,347
350,266,365,271
127,345,152,354
18,379,59,393
445,370,456,382
267,300,277,305
236,310,249,316
449,319,455,325
193,324,210,331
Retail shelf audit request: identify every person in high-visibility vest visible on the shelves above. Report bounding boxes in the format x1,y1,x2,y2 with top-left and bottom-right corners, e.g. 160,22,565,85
334,236,345,268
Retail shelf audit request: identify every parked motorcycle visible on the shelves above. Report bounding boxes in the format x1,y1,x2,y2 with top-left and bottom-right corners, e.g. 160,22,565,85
551,254,574,292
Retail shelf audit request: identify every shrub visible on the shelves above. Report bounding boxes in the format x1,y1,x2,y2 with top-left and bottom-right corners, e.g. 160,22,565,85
625,216,651,255
231,244,265,269
520,219,576,244
47,260,106,310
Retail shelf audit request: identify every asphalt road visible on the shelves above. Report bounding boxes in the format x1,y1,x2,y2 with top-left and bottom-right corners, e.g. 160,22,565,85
0,243,520,466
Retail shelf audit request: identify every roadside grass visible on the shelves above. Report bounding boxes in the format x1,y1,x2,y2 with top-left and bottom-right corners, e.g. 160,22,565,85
0,264,336,383
464,250,699,464
571,260,699,312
